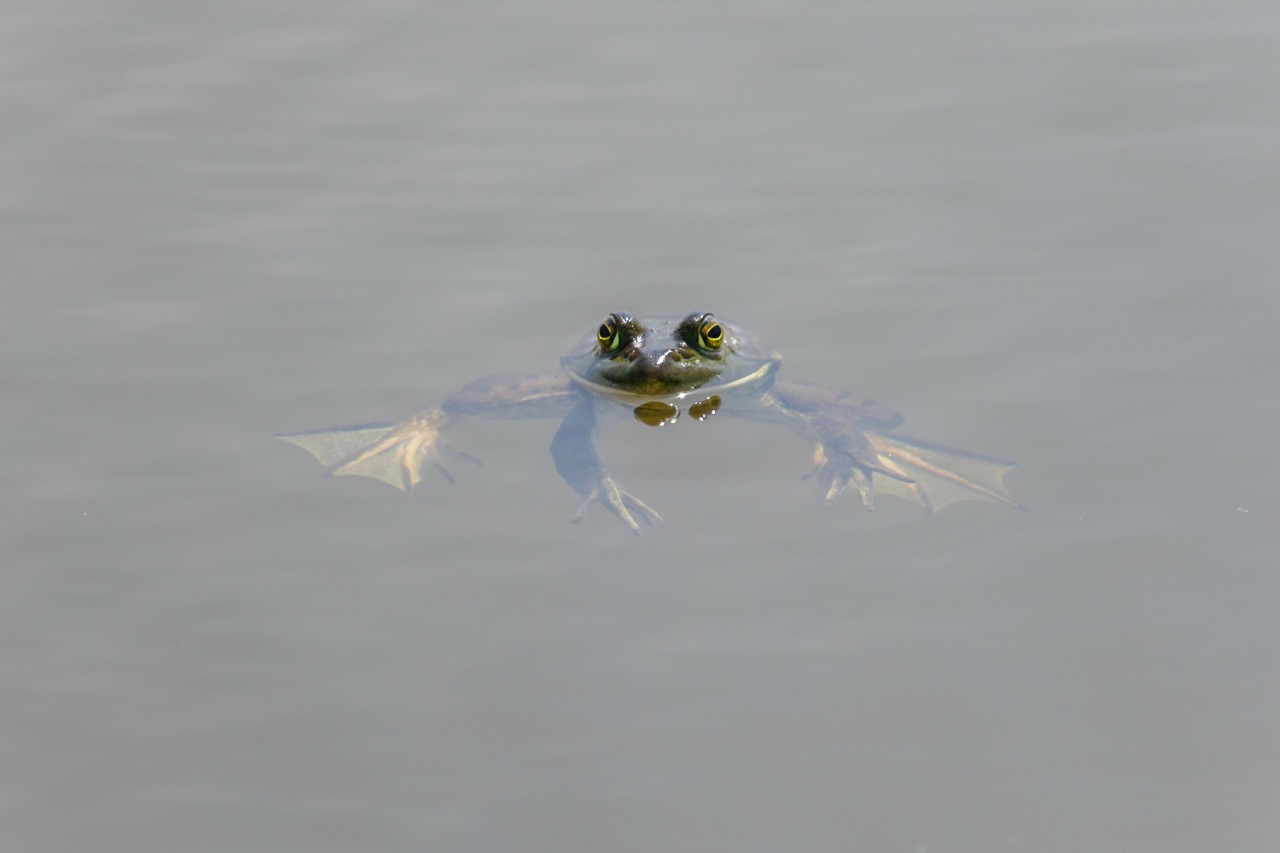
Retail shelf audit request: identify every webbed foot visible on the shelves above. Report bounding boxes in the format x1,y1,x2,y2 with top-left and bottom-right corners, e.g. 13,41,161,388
865,433,1025,513
277,408,478,493
570,476,662,536
804,435,1024,513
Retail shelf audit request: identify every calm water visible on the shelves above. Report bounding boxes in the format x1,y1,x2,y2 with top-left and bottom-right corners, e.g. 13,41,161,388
4,1,1278,850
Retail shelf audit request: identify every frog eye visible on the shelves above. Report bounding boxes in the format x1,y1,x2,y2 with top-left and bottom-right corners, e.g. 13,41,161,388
597,318,620,352
698,317,724,350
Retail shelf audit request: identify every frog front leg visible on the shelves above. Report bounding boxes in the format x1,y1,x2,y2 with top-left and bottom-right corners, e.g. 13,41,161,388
278,372,577,493
549,395,661,535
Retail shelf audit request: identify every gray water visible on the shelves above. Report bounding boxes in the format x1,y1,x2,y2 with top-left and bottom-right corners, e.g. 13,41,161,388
4,2,1278,851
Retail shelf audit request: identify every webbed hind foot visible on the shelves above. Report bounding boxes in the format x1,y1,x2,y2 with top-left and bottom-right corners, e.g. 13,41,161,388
804,434,1023,514
865,433,1024,513
277,408,477,493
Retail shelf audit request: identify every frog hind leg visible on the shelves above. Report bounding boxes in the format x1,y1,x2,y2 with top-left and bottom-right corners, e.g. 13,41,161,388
276,409,476,493
864,432,1026,513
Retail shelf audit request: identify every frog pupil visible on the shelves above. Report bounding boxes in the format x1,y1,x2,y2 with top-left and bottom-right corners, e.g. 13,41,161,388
598,321,620,352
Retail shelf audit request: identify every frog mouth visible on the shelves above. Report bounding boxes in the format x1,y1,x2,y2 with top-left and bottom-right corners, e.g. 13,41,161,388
566,357,778,401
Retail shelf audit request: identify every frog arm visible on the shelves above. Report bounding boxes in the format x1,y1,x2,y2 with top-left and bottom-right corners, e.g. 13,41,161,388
549,396,661,535
276,372,577,492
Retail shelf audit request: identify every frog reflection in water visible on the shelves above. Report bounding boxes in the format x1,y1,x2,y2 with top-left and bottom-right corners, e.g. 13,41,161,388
279,312,1023,534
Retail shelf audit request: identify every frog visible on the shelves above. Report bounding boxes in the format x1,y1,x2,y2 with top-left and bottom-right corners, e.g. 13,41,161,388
278,312,1023,534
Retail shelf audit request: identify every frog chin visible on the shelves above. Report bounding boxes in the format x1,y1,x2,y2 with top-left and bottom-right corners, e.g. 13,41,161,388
593,365,720,397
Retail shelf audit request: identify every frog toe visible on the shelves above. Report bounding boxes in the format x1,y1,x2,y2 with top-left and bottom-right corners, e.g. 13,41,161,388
571,480,662,535
804,444,911,511
411,441,480,490
278,408,477,494
809,463,875,511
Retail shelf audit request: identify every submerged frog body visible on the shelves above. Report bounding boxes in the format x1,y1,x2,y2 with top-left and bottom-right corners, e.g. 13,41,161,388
279,312,1023,534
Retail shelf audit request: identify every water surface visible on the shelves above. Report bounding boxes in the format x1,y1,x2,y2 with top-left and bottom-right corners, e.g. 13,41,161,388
3,1,1277,850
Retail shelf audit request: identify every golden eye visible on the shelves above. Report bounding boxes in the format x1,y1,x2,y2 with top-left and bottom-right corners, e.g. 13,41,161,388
597,319,619,352
699,318,724,350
